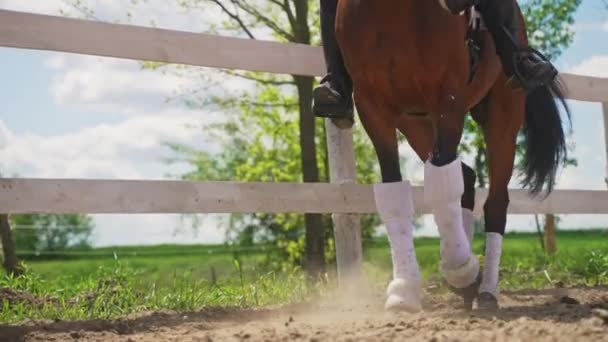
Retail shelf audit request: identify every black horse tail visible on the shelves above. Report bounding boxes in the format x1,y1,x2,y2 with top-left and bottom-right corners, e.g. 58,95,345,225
520,75,571,197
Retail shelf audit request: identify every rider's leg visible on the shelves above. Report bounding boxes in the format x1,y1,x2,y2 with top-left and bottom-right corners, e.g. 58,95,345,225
438,0,557,90
313,0,354,119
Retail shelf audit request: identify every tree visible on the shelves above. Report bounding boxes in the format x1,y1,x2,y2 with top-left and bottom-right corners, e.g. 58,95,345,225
10,214,94,252
165,83,381,270
173,0,327,277
521,0,582,62
0,214,23,276
0,170,22,275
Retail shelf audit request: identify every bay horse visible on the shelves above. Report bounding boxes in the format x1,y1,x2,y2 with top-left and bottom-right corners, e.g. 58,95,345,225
335,0,569,311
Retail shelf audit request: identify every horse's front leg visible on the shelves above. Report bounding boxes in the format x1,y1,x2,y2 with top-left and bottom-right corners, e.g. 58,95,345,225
425,92,481,310
356,97,422,313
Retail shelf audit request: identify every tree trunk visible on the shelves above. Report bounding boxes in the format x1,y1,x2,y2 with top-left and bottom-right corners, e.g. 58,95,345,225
534,214,545,252
0,214,22,276
291,0,324,278
295,75,325,278
544,213,556,255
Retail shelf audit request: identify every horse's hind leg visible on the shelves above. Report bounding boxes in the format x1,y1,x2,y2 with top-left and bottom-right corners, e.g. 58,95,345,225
477,84,525,310
461,162,477,249
356,97,422,312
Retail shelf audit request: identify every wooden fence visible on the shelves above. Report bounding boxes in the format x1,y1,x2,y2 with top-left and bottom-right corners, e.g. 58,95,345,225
1,9,608,285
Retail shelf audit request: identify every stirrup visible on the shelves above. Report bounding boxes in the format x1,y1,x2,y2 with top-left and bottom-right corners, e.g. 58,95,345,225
498,26,557,92
312,80,354,122
508,47,557,92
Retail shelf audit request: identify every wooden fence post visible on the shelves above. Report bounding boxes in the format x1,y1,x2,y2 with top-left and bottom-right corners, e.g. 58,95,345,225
603,102,608,189
325,118,363,289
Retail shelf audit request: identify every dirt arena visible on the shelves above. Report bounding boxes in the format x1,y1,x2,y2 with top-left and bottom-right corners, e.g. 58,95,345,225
2,286,607,341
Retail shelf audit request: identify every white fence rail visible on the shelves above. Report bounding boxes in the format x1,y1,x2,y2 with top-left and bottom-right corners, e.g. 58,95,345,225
1,9,607,285
2,179,608,215
1,9,608,100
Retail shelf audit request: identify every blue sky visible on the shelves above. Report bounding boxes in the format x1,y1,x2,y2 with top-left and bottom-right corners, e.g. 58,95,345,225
0,1,607,246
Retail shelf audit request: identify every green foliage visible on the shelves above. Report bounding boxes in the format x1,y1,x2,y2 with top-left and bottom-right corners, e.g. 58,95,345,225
521,0,583,61
10,214,94,252
584,250,608,285
166,82,380,269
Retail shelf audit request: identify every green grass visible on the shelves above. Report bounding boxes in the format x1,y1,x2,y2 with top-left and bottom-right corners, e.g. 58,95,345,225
0,261,310,323
26,252,273,286
365,229,608,288
1,229,608,324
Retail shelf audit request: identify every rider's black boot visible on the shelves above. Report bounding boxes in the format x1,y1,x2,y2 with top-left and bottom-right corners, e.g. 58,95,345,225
440,0,558,91
313,0,354,119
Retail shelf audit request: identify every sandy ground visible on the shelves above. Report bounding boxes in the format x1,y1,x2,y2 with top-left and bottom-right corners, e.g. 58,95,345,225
1,286,608,342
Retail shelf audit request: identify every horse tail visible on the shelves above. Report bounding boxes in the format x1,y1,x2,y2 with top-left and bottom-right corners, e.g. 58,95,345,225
520,75,571,197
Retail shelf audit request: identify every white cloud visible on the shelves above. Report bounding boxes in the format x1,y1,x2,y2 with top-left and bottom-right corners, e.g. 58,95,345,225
0,115,227,246
568,55,608,77
44,52,255,118
0,0,69,16
0,0,221,32
0,114,210,179
0,120,13,149
92,214,227,247
572,20,608,33
47,54,203,115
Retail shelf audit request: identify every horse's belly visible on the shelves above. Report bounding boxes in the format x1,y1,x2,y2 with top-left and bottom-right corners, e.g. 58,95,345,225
352,62,447,113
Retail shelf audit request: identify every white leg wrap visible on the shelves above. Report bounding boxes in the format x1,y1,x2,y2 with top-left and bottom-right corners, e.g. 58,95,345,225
462,208,475,251
424,158,470,268
480,232,503,297
425,157,478,288
385,279,422,312
441,254,480,288
374,181,421,312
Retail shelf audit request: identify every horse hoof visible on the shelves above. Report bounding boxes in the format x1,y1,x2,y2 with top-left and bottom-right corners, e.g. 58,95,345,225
460,278,480,311
385,294,422,313
440,255,480,309
385,279,422,313
446,273,481,311
477,292,499,310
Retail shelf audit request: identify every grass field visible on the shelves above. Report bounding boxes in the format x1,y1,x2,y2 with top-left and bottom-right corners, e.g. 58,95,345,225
1,229,607,324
